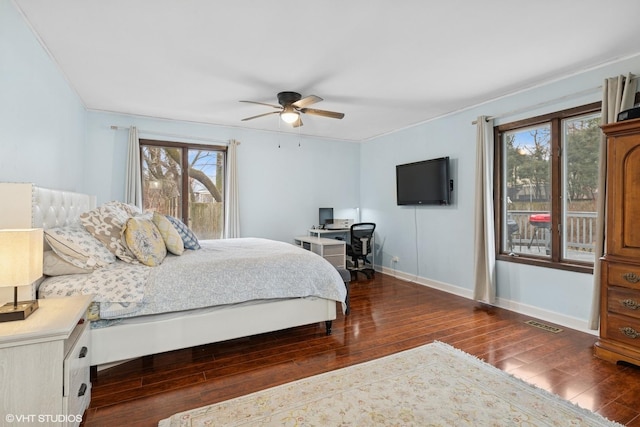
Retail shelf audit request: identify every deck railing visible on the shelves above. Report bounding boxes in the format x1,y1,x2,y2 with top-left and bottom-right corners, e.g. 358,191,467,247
507,210,597,253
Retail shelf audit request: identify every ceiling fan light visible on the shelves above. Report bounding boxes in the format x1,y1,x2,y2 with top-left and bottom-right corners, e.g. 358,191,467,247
280,108,299,124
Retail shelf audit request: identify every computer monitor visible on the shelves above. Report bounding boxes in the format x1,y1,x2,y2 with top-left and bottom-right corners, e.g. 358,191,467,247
319,208,333,227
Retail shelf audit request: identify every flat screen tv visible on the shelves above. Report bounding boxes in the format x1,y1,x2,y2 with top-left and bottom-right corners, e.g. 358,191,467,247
396,157,451,205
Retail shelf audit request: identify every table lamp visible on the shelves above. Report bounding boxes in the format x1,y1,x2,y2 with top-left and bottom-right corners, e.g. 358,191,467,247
0,229,43,322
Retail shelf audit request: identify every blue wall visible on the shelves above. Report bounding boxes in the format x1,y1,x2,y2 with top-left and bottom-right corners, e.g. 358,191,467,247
0,0,86,191
4,0,640,331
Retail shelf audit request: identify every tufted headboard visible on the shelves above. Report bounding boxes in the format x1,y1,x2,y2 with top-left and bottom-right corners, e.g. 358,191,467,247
0,182,96,303
0,183,95,230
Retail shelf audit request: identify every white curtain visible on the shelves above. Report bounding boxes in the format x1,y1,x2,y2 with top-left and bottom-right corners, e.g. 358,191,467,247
588,73,637,330
124,126,143,209
473,116,496,304
224,139,240,238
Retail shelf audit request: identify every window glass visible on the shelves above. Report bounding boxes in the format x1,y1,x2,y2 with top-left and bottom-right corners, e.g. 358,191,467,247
141,146,183,218
188,149,225,239
562,113,600,262
502,124,552,258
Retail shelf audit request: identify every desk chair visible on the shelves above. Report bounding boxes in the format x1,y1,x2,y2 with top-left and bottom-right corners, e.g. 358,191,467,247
346,222,376,280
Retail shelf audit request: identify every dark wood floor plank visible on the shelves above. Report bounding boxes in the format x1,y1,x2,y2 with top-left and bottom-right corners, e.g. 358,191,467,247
80,273,640,426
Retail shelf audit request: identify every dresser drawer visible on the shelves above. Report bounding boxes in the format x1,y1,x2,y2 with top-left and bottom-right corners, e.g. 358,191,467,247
63,385,90,427
607,286,640,319
604,312,640,348
63,320,91,425
607,262,640,291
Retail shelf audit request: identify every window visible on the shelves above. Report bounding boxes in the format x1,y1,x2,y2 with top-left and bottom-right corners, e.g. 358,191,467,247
140,139,226,239
495,103,601,272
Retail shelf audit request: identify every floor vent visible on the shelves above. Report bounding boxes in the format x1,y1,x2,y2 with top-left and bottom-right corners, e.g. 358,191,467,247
524,320,563,334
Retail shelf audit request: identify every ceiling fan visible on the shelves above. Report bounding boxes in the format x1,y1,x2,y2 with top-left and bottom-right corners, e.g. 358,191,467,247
240,91,345,127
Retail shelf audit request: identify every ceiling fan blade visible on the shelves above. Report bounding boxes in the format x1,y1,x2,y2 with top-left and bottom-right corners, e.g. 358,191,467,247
239,100,281,109
241,111,280,121
293,95,322,109
292,117,303,128
300,108,345,119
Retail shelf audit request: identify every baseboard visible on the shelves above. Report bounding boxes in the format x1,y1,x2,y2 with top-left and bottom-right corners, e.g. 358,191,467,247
378,266,598,336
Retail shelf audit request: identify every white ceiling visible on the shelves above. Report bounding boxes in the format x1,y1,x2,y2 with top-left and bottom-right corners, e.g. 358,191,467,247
14,0,640,142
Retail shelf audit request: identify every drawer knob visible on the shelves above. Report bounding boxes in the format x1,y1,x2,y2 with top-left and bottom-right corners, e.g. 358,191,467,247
621,299,640,310
620,327,640,339
79,346,88,358
78,383,87,397
622,272,640,283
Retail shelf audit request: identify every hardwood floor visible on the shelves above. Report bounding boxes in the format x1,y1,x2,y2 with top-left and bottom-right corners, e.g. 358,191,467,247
82,273,640,426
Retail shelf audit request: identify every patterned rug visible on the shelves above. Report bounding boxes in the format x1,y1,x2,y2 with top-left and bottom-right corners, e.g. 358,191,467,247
159,341,620,426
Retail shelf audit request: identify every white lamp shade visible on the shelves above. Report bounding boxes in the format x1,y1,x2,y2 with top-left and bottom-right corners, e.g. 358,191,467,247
0,229,43,288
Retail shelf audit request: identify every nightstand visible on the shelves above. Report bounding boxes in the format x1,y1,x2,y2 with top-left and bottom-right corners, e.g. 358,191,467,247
0,294,92,427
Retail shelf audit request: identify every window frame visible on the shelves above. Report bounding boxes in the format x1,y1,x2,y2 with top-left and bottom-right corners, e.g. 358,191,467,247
139,138,227,231
493,102,601,274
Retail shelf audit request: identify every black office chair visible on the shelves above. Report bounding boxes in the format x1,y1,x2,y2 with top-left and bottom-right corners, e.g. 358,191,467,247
346,222,376,280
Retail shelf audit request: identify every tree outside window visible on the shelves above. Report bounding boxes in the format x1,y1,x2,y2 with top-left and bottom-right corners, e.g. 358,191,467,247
140,140,225,239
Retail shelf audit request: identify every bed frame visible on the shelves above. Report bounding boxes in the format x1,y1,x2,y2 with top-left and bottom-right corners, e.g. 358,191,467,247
0,183,337,367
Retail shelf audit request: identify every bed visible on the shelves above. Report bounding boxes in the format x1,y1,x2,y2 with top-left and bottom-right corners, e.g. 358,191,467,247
0,183,346,368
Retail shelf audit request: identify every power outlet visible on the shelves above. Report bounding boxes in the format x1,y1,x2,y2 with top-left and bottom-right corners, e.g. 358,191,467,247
391,256,399,263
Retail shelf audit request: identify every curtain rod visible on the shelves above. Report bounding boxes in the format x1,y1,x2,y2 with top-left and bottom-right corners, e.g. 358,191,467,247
472,74,640,125
110,125,235,145
471,85,602,125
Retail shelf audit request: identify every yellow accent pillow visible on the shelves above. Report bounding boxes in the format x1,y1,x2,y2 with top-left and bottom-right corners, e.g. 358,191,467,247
124,217,167,266
152,212,185,255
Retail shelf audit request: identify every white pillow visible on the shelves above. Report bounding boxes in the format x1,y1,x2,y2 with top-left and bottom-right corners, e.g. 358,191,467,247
44,224,116,269
43,251,92,276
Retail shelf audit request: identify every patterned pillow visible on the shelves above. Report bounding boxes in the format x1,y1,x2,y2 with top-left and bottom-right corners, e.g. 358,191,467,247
152,212,184,255
166,215,201,250
105,200,141,216
44,224,116,269
124,217,167,266
80,202,138,263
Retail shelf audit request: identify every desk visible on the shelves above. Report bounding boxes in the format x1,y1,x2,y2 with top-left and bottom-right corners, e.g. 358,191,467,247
307,228,376,271
308,228,350,238
294,236,346,269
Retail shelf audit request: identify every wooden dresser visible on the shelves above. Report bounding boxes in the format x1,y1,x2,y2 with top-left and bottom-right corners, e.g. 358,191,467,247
595,118,640,366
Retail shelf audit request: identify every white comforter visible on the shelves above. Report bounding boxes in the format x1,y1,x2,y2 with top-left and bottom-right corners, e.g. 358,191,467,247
39,238,347,319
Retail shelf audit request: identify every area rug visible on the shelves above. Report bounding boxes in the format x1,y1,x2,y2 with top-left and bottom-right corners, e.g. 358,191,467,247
159,341,621,426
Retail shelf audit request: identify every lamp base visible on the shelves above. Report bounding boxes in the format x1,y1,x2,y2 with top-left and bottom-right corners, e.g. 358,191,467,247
0,300,39,322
